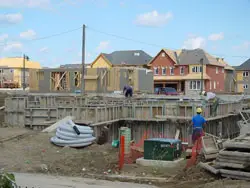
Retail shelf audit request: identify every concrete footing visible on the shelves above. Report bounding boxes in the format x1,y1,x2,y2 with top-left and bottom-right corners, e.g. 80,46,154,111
136,157,184,168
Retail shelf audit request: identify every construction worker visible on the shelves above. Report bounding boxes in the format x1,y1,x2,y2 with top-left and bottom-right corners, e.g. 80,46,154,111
192,108,206,144
123,85,133,98
201,91,219,117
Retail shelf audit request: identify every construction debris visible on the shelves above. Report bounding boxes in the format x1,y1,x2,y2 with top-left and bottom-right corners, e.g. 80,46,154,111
42,116,75,133
200,133,250,181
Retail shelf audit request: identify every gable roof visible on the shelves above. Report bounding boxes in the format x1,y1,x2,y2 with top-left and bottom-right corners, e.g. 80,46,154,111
147,49,182,65
178,49,224,67
163,49,182,64
235,58,250,70
100,50,152,66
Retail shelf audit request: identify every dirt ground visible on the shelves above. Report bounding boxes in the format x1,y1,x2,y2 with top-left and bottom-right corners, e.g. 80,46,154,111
0,128,249,188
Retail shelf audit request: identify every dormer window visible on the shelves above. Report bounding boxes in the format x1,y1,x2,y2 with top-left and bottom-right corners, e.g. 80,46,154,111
134,52,140,56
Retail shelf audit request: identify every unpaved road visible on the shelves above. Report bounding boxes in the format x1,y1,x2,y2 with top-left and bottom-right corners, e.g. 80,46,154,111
14,173,157,188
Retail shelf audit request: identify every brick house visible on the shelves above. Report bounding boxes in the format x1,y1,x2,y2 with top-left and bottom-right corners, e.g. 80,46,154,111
148,48,225,95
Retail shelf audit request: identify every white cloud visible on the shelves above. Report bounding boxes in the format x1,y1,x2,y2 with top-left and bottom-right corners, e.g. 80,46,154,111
182,36,206,49
0,13,23,24
0,34,8,42
233,41,250,50
40,47,49,53
135,10,173,27
208,32,224,41
20,29,36,39
3,42,23,52
96,41,110,51
0,0,51,9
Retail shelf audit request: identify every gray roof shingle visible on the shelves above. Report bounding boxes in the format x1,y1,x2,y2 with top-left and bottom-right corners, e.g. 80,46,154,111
178,49,224,67
102,50,152,66
235,58,250,70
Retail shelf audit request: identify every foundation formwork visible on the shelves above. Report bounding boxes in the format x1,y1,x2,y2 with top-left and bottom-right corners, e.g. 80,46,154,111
4,94,242,142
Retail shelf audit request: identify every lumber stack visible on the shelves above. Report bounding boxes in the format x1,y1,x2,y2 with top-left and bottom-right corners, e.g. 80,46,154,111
214,133,250,180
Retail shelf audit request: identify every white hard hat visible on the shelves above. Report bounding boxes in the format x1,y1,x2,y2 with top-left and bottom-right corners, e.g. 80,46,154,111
201,91,206,95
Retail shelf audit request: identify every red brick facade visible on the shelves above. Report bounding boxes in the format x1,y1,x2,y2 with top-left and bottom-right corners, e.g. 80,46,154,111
205,65,225,92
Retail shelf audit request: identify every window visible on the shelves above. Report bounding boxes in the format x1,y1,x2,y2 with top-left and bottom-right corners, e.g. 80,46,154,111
210,81,212,90
243,84,248,89
189,80,201,90
214,81,216,89
162,67,166,75
216,67,218,74
222,68,224,73
154,67,159,75
192,66,202,73
161,52,165,57
134,52,140,56
180,66,184,75
243,71,249,77
170,67,174,75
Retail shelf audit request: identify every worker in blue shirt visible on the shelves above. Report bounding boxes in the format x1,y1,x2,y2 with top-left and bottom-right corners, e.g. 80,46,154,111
123,85,133,97
192,108,206,144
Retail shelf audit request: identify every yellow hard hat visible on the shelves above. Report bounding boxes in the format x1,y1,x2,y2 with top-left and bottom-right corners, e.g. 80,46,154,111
196,108,202,113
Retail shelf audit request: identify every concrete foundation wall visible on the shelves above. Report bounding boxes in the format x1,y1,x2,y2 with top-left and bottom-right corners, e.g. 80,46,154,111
94,115,240,144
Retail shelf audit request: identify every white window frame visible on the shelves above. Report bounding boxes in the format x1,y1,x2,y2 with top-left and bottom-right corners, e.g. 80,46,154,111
170,67,174,75
222,68,224,73
243,84,248,89
243,71,249,77
216,67,218,74
192,66,202,73
162,67,166,75
189,80,201,90
161,52,165,57
180,66,184,75
214,81,216,89
154,67,159,75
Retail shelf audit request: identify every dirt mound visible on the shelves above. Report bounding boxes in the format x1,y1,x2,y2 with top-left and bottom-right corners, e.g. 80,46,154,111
48,144,119,176
174,165,215,182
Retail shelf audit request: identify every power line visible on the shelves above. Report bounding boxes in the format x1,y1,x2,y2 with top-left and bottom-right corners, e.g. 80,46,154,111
86,26,163,48
0,26,82,47
86,26,250,60
0,24,249,60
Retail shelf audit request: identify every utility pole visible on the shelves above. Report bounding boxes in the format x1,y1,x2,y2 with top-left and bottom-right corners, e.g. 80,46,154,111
81,24,86,95
23,54,26,90
200,58,204,92
23,54,29,91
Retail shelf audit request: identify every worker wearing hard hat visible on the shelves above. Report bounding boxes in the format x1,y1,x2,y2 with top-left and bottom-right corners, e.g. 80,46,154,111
191,107,206,144
201,91,219,117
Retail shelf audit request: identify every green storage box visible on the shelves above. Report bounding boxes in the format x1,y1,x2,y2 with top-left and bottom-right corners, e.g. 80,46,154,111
144,138,182,161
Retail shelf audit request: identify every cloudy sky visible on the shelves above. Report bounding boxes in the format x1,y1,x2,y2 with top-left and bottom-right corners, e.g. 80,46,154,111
0,0,250,67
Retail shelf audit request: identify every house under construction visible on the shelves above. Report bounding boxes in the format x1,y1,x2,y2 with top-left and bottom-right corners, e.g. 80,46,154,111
29,67,154,93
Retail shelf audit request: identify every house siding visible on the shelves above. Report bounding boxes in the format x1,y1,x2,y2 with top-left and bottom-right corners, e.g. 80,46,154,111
206,65,224,92
91,56,111,68
236,70,250,93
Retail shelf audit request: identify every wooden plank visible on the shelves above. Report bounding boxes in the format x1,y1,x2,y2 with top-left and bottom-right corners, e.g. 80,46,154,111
42,116,75,133
219,150,250,158
223,142,250,149
221,174,250,181
220,169,250,178
215,162,245,169
204,153,218,160
216,157,249,165
198,162,219,175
